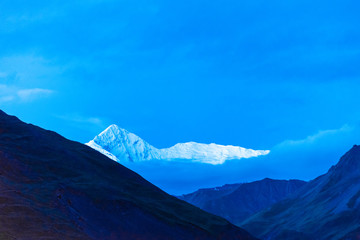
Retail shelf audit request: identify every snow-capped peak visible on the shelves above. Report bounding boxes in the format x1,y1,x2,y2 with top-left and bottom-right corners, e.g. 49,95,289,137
86,124,270,165
87,124,159,163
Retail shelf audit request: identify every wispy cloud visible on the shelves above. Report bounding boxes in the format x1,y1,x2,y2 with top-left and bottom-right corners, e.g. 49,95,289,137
274,125,354,149
17,88,53,102
0,84,54,103
56,113,104,127
262,124,360,181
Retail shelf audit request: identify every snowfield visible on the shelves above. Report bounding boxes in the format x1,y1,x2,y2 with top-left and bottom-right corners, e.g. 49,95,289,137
86,124,270,165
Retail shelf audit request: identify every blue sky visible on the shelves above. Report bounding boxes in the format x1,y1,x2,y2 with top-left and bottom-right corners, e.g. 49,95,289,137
1,0,360,193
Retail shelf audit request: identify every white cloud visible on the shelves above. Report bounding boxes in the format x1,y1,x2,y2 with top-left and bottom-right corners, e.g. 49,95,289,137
0,84,53,103
56,114,104,127
0,53,60,104
274,125,354,149
17,88,53,102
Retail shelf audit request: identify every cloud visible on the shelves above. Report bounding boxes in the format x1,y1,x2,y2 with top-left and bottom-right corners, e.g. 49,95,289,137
17,88,53,101
274,125,354,150
0,54,62,103
0,84,54,103
265,124,360,180
56,113,104,127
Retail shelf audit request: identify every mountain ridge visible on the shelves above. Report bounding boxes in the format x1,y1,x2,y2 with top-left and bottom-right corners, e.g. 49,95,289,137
0,109,256,240
179,178,306,226
242,145,360,240
86,124,270,164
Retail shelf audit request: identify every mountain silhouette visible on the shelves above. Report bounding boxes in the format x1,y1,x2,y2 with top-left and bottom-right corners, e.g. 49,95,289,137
0,110,256,240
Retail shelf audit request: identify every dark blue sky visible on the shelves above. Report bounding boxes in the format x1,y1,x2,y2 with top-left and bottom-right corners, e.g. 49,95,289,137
1,0,360,193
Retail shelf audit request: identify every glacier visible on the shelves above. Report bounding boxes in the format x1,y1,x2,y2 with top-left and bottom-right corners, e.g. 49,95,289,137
86,124,270,165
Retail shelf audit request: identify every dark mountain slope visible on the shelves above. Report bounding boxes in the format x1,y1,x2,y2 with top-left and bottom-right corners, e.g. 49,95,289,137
0,110,256,240
242,145,360,240
179,179,306,225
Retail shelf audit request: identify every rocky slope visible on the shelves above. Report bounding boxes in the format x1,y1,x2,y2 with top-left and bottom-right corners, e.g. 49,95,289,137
0,110,256,240
179,179,306,226
242,145,360,240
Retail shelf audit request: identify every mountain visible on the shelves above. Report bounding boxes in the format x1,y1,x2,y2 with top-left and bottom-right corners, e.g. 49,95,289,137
86,124,270,164
179,178,306,226
0,110,257,240
242,145,360,240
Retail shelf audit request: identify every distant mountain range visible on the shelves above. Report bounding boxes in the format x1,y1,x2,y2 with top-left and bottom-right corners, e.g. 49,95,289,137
242,145,360,240
86,124,270,164
0,110,256,240
177,144,360,239
179,178,306,226
3,109,360,239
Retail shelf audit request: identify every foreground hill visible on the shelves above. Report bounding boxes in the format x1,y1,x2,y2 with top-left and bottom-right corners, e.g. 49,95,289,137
179,179,306,226
86,124,269,164
0,110,256,240
242,145,360,240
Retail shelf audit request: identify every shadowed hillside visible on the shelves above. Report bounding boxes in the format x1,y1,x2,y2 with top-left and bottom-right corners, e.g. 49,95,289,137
179,178,306,226
0,110,256,240
242,145,360,240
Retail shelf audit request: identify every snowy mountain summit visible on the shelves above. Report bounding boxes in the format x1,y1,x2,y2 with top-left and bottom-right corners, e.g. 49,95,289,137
86,124,270,165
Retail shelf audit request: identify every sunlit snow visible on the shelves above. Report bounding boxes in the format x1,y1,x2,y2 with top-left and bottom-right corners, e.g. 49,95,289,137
86,124,270,165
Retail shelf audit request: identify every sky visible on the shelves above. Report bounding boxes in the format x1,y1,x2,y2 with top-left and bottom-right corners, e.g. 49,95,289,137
1,0,360,194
